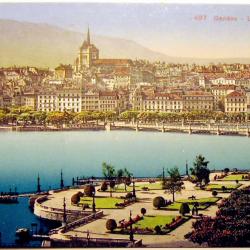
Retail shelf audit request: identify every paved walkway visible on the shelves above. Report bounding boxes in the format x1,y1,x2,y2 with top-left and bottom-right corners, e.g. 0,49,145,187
44,174,249,247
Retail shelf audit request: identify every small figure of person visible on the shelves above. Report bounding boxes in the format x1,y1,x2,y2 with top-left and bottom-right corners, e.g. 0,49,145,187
195,206,199,215
192,206,195,215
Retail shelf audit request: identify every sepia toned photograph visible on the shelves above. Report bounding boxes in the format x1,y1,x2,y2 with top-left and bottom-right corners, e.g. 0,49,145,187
0,0,249,248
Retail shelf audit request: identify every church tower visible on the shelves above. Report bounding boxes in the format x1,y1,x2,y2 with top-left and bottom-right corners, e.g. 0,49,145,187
75,27,99,71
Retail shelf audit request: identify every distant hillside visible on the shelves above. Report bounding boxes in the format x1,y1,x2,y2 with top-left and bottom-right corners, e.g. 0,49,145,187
0,19,250,68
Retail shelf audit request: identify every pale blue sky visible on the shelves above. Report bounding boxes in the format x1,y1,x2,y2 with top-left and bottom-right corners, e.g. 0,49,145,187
1,3,250,58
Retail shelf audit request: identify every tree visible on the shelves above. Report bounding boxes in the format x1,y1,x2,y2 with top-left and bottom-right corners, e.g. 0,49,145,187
162,167,183,202
121,168,132,191
74,111,91,124
109,180,116,198
71,191,83,205
190,155,210,186
179,203,190,215
84,185,95,197
106,219,117,232
212,190,218,197
116,168,124,184
33,111,47,126
102,162,116,180
153,196,165,209
46,112,65,127
154,225,162,234
141,208,146,216
0,112,7,124
101,181,108,191
224,168,230,175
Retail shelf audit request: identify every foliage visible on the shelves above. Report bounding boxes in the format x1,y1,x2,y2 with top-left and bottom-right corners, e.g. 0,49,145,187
186,187,250,247
101,181,108,191
71,191,83,204
84,185,95,197
106,219,117,232
212,190,218,197
110,180,116,189
154,225,162,234
162,167,183,202
179,203,190,215
153,196,165,209
102,162,116,180
190,155,210,185
141,208,146,216
126,192,133,199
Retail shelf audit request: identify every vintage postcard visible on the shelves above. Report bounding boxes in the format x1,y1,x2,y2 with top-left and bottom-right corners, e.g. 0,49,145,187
0,0,249,248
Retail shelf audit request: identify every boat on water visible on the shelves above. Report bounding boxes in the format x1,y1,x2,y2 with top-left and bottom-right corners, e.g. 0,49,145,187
16,228,30,239
0,196,18,204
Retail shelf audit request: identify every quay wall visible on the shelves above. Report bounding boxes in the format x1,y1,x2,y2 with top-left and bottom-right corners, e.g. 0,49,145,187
34,195,91,222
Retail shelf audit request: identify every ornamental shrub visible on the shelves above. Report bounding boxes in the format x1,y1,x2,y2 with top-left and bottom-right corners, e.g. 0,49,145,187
212,190,218,197
179,202,190,215
153,196,165,209
106,219,117,232
154,225,162,234
141,207,146,216
101,181,108,191
84,185,95,197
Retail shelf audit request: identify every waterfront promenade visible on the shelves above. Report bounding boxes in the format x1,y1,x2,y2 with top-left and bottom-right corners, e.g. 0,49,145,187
35,173,250,247
1,121,250,137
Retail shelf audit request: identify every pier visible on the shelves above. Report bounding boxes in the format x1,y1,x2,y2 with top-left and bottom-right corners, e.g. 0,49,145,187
105,122,250,137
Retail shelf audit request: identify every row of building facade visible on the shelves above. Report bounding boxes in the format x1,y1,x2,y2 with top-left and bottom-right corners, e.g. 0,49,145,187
1,86,248,114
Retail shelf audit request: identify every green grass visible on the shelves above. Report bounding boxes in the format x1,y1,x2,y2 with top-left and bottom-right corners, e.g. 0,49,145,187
165,197,220,210
177,197,220,204
79,196,124,209
105,182,163,193
206,183,241,190
134,215,176,229
222,174,249,181
166,202,207,210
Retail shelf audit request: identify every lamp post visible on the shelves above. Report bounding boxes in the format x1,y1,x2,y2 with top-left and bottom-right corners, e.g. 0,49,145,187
132,175,136,198
63,197,67,226
92,190,96,213
37,173,41,193
129,210,134,242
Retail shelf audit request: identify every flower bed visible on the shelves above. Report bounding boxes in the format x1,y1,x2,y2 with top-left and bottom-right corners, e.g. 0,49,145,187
117,215,188,235
185,186,250,247
206,183,241,192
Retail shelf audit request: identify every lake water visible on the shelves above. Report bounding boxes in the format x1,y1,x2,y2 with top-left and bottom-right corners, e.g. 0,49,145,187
0,130,250,193
0,130,250,245
0,197,54,246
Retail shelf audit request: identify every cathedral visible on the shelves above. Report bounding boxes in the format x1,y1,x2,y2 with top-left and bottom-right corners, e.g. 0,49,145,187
74,28,99,72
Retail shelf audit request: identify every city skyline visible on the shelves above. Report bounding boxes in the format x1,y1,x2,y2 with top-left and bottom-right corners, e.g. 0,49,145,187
1,3,250,59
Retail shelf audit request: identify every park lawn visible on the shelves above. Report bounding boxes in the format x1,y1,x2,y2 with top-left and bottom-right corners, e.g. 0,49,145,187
136,182,163,190
177,197,220,204
134,215,176,229
222,174,249,181
206,183,241,190
78,197,124,209
107,182,163,193
166,202,207,210
165,197,220,210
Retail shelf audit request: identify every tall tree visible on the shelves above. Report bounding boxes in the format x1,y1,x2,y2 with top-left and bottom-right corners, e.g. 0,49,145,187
162,167,183,202
190,154,210,186
102,162,116,180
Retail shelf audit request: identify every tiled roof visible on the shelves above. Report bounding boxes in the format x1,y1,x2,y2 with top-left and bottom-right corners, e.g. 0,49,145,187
226,91,246,98
93,59,133,66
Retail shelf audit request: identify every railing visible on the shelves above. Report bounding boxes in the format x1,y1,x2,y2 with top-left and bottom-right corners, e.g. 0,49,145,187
62,210,104,233
49,211,104,235
47,236,141,247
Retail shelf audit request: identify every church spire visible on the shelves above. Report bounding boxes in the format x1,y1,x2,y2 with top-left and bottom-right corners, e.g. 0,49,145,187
87,26,90,44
